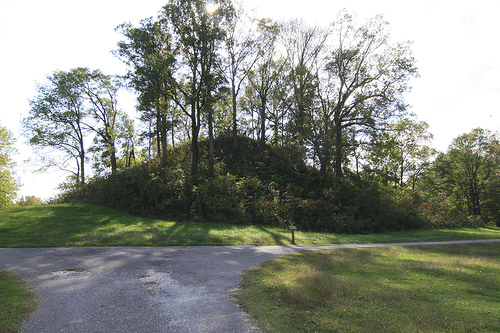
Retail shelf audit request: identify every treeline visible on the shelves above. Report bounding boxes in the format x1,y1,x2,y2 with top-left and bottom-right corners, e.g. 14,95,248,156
24,0,500,231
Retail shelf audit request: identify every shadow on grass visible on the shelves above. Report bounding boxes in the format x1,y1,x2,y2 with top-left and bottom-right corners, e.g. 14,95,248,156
255,226,289,245
245,243,500,332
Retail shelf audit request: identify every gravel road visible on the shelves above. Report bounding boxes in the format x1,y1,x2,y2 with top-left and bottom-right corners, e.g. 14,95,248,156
1,239,499,332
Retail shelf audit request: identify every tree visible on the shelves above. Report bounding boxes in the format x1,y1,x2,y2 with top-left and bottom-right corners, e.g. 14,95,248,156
223,3,260,150
16,196,44,206
432,128,499,216
80,68,124,174
282,20,328,156
24,70,89,184
247,18,284,144
367,119,436,188
161,0,234,179
25,68,128,182
239,85,260,139
116,17,176,166
319,13,418,177
0,125,19,208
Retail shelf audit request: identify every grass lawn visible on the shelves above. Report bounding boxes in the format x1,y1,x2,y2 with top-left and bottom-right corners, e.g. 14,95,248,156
0,271,37,333
238,243,500,332
0,203,499,248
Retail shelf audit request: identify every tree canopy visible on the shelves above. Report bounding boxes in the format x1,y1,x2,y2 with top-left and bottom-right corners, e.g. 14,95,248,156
430,128,499,217
24,68,129,183
0,124,19,208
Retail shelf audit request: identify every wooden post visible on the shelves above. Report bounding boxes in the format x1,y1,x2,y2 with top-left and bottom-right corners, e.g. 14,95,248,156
289,226,297,245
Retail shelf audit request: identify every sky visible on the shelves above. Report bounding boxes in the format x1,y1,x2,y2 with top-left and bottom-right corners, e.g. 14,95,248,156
0,0,499,200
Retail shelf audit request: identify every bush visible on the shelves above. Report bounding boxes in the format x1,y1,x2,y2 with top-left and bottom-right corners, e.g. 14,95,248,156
418,200,487,229
194,174,246,223
16,196,44,206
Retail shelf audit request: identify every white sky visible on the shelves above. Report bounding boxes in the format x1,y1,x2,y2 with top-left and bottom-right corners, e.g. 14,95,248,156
0,0,499,200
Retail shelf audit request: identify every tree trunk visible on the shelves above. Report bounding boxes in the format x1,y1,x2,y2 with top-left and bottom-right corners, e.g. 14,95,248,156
191,103,199,181
110,147,117,174
320,110,331,174
400,162,404,187
156,119,161,162
160,114,168,166
232,80,238,151
80,151,85,184
260,95,266,144
208,105,214,177
334,120,343,178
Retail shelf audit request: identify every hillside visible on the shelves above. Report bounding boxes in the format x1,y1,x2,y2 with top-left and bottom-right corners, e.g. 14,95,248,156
59,135,487,233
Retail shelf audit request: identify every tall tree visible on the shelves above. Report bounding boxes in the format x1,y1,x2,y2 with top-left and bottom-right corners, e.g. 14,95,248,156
282,20,328,155
247,18,283,144
239,85,260,139
433,128,499,216
24,69,88,184
320,13,418,177
161,0,234,179
116,17,176,166
223,3,260,150
118,114,137,168
80,68,123,174
368,119,436,188
0,125,19,207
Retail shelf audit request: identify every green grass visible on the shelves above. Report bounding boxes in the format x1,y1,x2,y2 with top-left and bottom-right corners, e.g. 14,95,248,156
238,243,500,332
0,271,37,333
0,203,499,247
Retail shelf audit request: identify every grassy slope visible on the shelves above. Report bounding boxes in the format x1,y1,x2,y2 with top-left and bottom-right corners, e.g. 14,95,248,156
238,243,500,332
0,203,499,248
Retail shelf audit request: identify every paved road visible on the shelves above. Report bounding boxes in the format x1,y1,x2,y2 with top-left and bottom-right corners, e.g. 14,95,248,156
1,239,499,333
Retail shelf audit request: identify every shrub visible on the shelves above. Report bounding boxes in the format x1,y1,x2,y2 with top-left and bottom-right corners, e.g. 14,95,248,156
194,174,245,223
16,196,44,206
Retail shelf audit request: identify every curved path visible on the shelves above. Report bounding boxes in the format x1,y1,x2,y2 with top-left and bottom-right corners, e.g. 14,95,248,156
1,239,499,333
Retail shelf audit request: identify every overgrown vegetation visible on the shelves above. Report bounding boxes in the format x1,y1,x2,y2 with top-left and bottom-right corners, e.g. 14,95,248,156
238,243,500,332
59,135,493,233
0,271,37,333
0,124,18,208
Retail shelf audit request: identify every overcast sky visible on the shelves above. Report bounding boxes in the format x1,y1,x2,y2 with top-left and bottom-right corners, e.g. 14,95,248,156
1,0,499,200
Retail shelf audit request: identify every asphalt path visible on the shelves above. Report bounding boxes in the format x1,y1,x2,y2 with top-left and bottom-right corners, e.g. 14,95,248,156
1,239,499,333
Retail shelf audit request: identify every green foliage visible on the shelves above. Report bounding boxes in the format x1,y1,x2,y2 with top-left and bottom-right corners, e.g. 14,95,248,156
29,6,436,233
0,125,19,208
24,68,129,182
16,196,44,206
420,128,500,226
318,12,418,177
194,173,248,223
366,119,436,187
